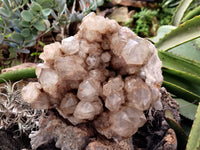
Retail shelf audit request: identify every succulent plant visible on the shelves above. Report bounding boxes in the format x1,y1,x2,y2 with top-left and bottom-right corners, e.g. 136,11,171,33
0,0,104,54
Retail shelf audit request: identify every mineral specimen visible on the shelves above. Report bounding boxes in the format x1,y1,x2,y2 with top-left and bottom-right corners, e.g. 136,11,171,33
22,12,163,141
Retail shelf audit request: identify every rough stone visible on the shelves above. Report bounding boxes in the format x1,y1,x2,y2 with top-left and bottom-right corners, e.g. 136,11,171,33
22,12,163,142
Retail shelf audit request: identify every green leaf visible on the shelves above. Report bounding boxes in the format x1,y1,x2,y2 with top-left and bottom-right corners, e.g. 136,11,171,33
168,38,200,62
0,68,36,84
156,15,200,51
25,34,34,41
20,20,31,27
31,1,42,12
162,71,200,103
37,0,54,9
21,10,33,22
0,7,10,17
33,20,46,31
150,25,176,43
21,28,30,37
182,5,200,22
186,103,200,150
158,51,200,76
172,0,194,26
42,8,51,16
13,19,20,26
175,98,198,120
165,110,188,150
11,32,24,43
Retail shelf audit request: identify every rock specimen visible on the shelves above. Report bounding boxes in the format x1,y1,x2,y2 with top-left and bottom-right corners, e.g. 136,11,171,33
22,12,163,141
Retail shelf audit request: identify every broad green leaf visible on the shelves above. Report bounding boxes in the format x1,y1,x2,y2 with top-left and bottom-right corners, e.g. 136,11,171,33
21,10,33,22
13,19,20,26
155,16,200,51
0,7,10,17
31,17,40,24
21,28,30,37
175,98,198,120
172,0,194,26
182,5,200,22
42,8,51,17
11,32,24,43
20,20,31,27
37,0,54,9
33,20,46,31
25,34,34,41
31,1,42,12
168,38,200,62
186,103,200,150
150,25,176,43
162,71,200,103
158,51,200,76
164,68,200,87
165,110,188,150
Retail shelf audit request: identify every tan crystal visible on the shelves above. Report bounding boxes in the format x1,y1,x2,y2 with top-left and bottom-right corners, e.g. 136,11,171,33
109,106,146,138
101,52,111,63
21,82,50,109
38,68,63,99
105,91,125,111
39,42,62,64
54,56,87,80
110,27,136,56
57,93,79,118
121,38,152,65
74,98,103,120
61,36,79,55
77,78,101,101
103,76,124,96
21,12,163,141
125,77,152,110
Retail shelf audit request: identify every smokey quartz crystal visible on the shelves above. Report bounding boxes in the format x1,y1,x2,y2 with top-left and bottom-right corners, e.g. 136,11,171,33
22,12,163,141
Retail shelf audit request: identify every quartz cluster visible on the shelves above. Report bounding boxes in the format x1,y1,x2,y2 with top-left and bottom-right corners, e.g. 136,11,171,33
22,12,163,140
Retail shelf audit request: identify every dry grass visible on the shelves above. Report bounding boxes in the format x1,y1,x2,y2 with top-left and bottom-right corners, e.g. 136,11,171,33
0,79,46,135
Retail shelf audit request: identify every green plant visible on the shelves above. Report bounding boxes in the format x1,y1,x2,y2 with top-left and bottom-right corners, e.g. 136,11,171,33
133,8,158,37
152,0,200,149
132,0,175,37
0,68,36,84
0,0,104,54
186,103,200,150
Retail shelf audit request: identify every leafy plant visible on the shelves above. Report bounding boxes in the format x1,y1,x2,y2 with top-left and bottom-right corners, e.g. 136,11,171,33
0,0,104,54
132,0,175,37
133,8,158,37
186,103,200,150
152,0,200,149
